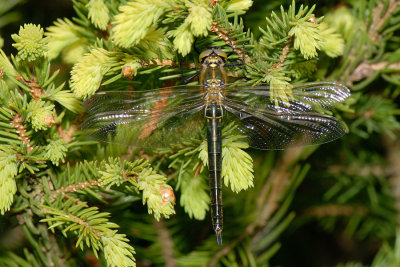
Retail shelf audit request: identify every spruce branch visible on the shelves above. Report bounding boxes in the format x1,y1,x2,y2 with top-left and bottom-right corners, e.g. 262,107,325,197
350,94,400,139
303,204,368,218
41,199,137,266
10,114,32,152
368,0,400,42
153,219,176,267
386,137,400,227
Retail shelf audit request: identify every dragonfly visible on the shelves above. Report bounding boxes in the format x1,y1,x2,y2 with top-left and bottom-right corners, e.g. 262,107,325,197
82,48,350,246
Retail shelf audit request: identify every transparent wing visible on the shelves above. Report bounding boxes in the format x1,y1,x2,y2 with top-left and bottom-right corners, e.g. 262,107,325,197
82,82,350,150
82,86,206,148
222,82,350,150
224,82,350,112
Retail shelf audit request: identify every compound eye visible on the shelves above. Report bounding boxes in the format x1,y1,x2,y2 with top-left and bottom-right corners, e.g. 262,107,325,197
199,49,212,62
214,49,227,60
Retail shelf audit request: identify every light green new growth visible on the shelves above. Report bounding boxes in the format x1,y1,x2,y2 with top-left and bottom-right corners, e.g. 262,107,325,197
170,22,194,56
44,139,68,166
289,19,320,59
324,6,356,41
135,27,174,59
50,90,84,113
286,1,344,60
112,0,173,48
70,48,112,99
180,172,210,220
87,0,110,30
45,18,87,63
0,146,18,215
318,22,344,58
264,69,293,106
222,135,254,193
226,0,253,13
0,0,375,266
185,0,212,37
0,49,17,76
198,140,208,168
99,159,175,221
101,231,136,267
11,23,47,61
137,168,175,220
198,128,254,193
27,99,55,131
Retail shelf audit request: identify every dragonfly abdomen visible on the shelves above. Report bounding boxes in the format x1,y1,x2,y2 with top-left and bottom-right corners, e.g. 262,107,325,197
205,104,224,245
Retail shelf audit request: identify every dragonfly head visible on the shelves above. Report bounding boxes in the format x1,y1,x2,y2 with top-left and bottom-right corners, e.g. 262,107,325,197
200,48,227,69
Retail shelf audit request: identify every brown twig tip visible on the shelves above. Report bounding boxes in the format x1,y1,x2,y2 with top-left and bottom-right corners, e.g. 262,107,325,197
58,124,77,143
10,114,33,152
210,22,249,63
26,77,43,99
266,42,291,75
43,114,55,128
210,0,219,7
142,59,175,67
122,65,133,77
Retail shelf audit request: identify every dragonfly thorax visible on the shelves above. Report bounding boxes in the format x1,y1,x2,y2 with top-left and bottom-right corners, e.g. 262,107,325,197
204,79,225,104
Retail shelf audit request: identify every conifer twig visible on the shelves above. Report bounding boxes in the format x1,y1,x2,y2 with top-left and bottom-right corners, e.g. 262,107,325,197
346,0,400,84
51,180,102,201
153,218,176,267
255,146,302,228
25,77,43,99
349,61,400,83
385,136,400,226
210,0,219,8
10,114,32,152
369,0,400,41
302,204,368,217
57,124,78,143
266,41,292,76
210,22,248,62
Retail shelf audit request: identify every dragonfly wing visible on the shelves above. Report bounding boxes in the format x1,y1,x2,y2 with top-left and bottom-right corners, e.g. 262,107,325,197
225,82,350,111
223,98,347,150
82,87,206,148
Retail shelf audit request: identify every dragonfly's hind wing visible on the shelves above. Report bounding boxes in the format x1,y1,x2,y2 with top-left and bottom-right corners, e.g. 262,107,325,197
223,95,348,150
82,87,206,148
225,82,350,112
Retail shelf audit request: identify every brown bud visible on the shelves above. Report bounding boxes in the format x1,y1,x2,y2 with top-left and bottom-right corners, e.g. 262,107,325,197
122,65,133,77
43,114,55,127
160,185,175,206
